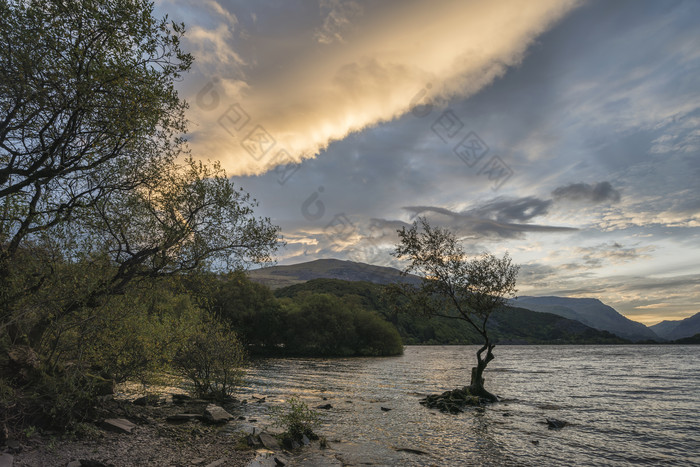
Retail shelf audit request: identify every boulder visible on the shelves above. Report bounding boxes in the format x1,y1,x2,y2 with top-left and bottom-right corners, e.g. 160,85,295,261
258,432,281,450
0,453,13,467
546,418,568,429
202,404,233,424
101,418,135,434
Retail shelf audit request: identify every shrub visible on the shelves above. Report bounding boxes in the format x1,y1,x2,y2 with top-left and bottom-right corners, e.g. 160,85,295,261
268,397,321,441
173,319,246,400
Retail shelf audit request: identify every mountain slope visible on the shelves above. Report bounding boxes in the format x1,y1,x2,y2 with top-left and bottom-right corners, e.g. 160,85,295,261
276,279,629,345
247,258,419,289
650,312,700,340
511,296,657,342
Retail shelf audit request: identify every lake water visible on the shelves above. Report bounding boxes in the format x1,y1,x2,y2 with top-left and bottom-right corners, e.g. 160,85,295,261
239,345,700,466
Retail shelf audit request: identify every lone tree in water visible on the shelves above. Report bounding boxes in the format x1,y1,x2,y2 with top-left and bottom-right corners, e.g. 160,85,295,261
392,218,518,402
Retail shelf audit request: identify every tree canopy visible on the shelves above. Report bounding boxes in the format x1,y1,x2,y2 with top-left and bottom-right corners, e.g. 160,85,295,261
392,218,518,401
0,0,280,430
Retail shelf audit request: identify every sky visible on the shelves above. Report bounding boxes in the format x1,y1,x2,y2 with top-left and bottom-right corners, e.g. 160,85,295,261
155,0,700,325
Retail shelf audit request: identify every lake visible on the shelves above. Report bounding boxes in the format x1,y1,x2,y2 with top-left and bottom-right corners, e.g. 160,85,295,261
239,345,700,466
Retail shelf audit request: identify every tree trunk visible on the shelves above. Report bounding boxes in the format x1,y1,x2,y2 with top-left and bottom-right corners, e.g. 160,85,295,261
469,342,498,402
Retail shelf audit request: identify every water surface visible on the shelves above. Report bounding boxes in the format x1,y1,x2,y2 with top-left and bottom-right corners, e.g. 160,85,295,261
240,345,700,466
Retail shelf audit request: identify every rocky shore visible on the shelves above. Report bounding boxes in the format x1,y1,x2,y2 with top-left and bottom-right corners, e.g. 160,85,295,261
2,394,327,467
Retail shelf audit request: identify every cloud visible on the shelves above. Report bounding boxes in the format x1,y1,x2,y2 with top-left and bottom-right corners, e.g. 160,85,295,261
174,0,580,176
315,0,363,44
467,196,552,223
396,201,576,240
552,181,621,204
574,242,655,268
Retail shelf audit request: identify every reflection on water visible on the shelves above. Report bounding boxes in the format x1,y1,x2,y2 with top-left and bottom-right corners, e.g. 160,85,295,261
240,345,700,466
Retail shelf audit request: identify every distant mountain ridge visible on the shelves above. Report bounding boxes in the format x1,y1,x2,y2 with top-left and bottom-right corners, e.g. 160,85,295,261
249,259,657,341
247,258,420,289
511,296,658,342
275,278,628,345
649,312,700,340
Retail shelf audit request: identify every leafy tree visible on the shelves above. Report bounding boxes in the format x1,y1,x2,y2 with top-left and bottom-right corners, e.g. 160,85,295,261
0,0,280,343
392,218,518,401
0,0,280,431
281,293,403,357
173,318,246,401
0,0,191,263
210,271,286,349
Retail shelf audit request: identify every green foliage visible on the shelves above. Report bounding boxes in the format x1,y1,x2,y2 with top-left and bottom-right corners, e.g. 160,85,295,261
269,397,321,440
173,319,246,401
210,271,286,349
209,274,404,357
276,279,483,345
81,281,203,384
276,278,627,345
0,0,280,436
282,293,403,357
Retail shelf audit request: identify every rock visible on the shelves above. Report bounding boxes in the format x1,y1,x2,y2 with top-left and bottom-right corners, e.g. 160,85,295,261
246,435,261,447
502,412,512,417
202,404,233,424
258,432,281,450
380,407,392,412
532,440,540,445
101,418,136,434
301,434,311,446
546,418,568,429
190,458,206,465
420,386,481,413
395,447,428,455
315,404,332,410
281,436,300,450
274,456,286,466
166,413,202,422
238,424,258,435
0,453,13,467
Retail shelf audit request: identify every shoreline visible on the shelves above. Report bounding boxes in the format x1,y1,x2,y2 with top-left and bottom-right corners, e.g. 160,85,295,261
6,393,315,467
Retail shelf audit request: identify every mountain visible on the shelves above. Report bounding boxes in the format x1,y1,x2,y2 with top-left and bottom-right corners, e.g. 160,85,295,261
649,312,700,340
672,333,700,344
250,259,651,342
247,258,419,289
511,296,658,342
276,278,629,345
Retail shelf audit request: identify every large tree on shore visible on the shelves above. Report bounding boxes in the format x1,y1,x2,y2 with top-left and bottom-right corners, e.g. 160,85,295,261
0,0,280,346
392,218,518,401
